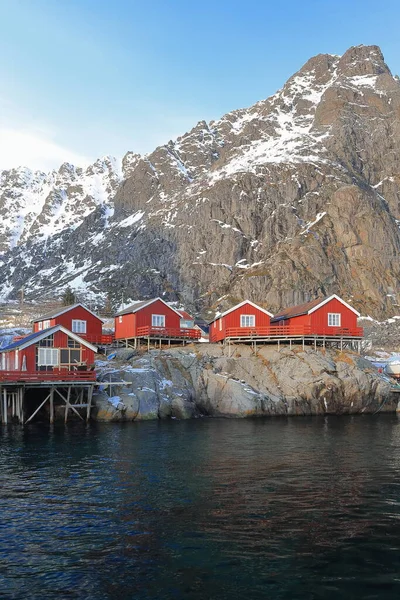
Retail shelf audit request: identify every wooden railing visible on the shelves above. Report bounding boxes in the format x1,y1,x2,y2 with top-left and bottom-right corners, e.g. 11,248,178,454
136,326,201,339
0,370,97,383
224,325,364,338
81,333,115,344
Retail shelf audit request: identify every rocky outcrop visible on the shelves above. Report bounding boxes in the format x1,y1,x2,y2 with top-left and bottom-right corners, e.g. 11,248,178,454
92,345,397,421
1,45,400,320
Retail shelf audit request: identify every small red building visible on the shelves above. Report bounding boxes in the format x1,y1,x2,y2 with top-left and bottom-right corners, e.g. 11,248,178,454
270,294,363,337
32,303,106,343
0,325,97,375
115,298,200,342
209,300,274,343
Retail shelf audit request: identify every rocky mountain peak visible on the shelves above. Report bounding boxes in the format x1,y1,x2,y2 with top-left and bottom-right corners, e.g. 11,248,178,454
0,45,399,319
336,44,391,77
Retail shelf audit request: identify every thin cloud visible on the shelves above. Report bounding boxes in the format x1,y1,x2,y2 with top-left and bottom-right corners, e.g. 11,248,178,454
0,128,91,172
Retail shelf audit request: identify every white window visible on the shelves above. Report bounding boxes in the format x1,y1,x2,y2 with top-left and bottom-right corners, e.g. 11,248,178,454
240,314,255,328
38,348,59,366
43,320,51,329
72,319,87,334
180,319,194,329
38,322,43,331
328,313,341,327
219,318,222,331
119,316,123,323
152,314,165,327
14,350,19,370
1,354,5,370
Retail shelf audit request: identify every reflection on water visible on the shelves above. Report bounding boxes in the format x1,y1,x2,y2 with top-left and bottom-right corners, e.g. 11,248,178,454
1,416,400,599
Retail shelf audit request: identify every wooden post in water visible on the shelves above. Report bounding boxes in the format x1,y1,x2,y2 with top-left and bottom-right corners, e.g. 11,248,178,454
3,388,7,425
49,388,54,424
86,385,93,421
64,386,71,423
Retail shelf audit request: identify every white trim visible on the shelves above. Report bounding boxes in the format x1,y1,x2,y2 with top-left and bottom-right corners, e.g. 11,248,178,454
211,300,273,323
32,303,104,324
3,325,98,353
117,297,183,319
308,294,360,317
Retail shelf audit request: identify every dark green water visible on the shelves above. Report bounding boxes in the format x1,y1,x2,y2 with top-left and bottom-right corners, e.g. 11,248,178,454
1,416,400,599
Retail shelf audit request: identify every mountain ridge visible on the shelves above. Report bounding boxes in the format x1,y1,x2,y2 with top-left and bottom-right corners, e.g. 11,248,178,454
1,44,399,319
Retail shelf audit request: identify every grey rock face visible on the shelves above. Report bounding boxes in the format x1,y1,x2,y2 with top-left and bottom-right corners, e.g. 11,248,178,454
92,345,397,421
1,45,400,319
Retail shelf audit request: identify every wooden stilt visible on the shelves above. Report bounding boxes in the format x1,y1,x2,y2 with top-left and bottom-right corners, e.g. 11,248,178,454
3,388,7,425
25,392,51,425
340,338,343,351
86,385,93,421
64,386,71,423
302,338,305,351
314,337,317,351
148,337,150,352
49,388,54,424
278,340,280,352
56,388,84,421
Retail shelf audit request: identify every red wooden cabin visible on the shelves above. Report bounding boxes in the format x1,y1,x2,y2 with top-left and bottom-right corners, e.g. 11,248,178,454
270,295,363,337
32,303,110,344
115,298,200,342
0,325,97,382
209,300,274,343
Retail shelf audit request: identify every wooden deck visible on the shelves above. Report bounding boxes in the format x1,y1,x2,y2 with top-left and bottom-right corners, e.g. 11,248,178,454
0,369,96,384
0,369,96,425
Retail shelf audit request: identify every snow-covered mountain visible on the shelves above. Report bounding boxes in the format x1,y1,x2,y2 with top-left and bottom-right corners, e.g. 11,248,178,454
1,45,400,318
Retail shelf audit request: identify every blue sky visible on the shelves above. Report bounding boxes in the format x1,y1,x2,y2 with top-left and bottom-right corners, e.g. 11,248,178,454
0,0,399,170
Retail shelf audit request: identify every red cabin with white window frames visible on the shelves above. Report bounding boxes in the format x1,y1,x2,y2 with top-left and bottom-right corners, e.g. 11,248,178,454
209,300,274,343
32,304,108,344
270,295,363,337
0,325,97,382
114,298,200,341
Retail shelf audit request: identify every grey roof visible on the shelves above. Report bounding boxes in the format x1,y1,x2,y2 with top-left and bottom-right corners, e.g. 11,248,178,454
115,300,154,316
1,326,59,351
1,325,98,353
32,303,103,323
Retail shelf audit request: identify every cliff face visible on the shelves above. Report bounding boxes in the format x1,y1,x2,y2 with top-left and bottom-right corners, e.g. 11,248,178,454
1,45,400,318
93,345,397,421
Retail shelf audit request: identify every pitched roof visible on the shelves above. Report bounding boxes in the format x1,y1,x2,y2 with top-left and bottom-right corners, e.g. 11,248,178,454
115,298,183,318
271,294,360,322
1,325,98,353
209,300,274,324
177,310,194,321
32,303,103,323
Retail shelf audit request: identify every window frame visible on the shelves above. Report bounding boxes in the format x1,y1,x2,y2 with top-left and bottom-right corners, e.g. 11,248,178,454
328,313,341,327
37,348,59,367
72,319,87,334
151,314,165,328
240,314,255,328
